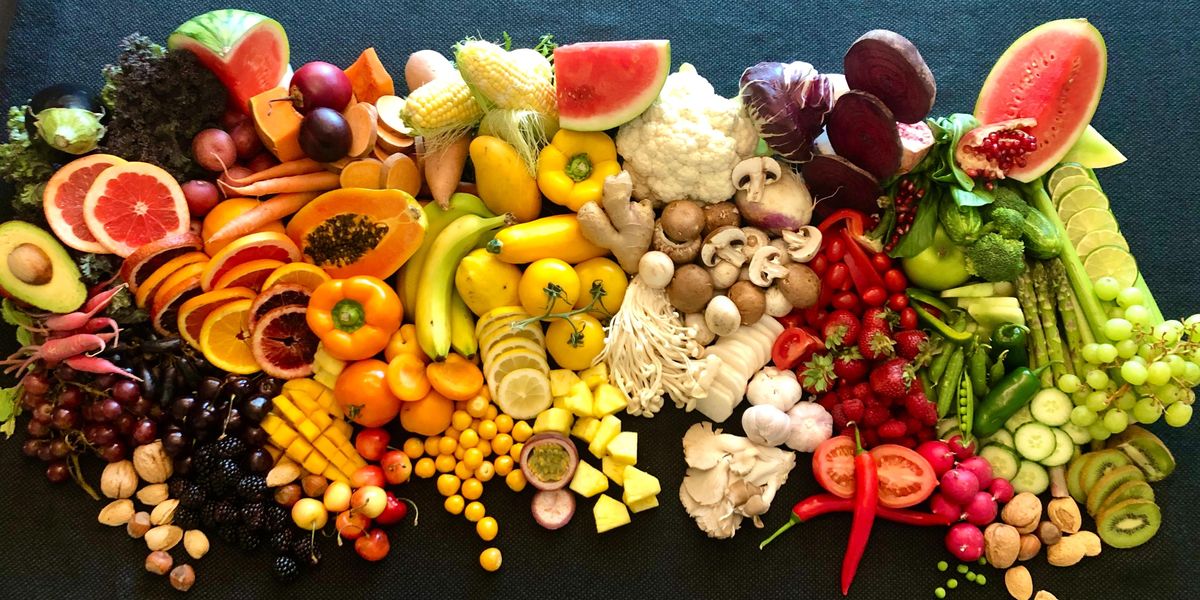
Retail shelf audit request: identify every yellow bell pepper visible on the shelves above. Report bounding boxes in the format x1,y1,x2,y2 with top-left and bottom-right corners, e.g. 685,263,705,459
536,130,621,211
470,135,542,223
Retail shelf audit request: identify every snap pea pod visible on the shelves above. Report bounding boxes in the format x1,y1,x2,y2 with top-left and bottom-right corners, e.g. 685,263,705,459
936,348,965,418
968,343,989,399
928,335,952,382
958,370,974,442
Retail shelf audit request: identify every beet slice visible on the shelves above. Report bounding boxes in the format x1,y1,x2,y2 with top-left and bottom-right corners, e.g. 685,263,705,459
802,154,883,223
826,91,902,180
844,29,937,124
531,489,576,530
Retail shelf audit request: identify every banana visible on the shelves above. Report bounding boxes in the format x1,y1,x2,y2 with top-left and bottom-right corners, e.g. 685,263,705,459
398,193,494,311
448,290,478,360
414,214,511,360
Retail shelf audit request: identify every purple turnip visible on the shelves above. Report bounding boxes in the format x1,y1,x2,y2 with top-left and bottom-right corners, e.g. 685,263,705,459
945,522,985,562
940,468,981,505
731,157,814,234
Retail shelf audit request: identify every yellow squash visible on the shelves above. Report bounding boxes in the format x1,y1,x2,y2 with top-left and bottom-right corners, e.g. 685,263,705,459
485,214,609,265
469,135,542,223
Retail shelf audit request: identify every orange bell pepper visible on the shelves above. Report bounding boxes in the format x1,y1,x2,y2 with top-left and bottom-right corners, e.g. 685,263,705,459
307,276,402,361
384,324,427,363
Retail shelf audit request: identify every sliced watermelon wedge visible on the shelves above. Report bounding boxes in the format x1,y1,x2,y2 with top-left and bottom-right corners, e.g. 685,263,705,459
554,40,670,131
168,9,290,113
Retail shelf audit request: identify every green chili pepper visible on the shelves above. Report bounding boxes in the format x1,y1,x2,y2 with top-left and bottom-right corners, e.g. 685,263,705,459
906,288,954,314
911,302,975,344
990,324,1029,371
958,372,974,441
972,364,1053,437
936,348,965,418
968,344,989,399
988,351,1008,387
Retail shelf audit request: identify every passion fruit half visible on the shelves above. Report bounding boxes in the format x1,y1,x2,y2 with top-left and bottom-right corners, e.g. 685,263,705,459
519,433,579,491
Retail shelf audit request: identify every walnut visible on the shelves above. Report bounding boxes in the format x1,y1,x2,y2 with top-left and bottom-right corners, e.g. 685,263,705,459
1001,492,1042,528
101,460,137,499
132,441,173,483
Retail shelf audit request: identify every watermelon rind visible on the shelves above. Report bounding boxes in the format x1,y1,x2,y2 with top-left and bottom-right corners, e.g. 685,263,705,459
973,19,1107,183
555,40,671,131
168,9,290,109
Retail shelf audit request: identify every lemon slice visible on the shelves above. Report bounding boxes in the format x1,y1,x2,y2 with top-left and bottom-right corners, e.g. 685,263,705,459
494,367,553,420
1075,230,1129,258
1084,245,1139,289
484,336,546,367
1065,208,1119,246
475,305,530,338
1056,185,1109,224
480,320,545,357
1050,173,1095,203
1048,165,1091,198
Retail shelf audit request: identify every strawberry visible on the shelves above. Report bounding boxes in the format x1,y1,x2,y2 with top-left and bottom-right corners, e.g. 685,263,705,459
862,307,894,332
832,350,869,384
858,326,896,361
905,393,939,426
822,310,861,347
799,354,836,394
869,358,914,400
850,382,873,401
894,330,928,360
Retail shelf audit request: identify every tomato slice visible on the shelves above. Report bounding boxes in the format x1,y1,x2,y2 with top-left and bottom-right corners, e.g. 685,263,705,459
771,326,824,370
812,436,856,498
811,438,937,508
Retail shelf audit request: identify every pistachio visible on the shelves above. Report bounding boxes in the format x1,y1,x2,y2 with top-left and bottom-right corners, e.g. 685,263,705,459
127,511,152,538
184,530,210,560
100,460,138,499
1074,530,1102,557
136,483,169,506
1046,535,1086,567
1034,592,1059,600
983,523,1021,569
266,461,302,487
145,524,183,551
1036,521,1061,546
170,564,196,592
145,550,173,575
150,498,179,525
1017,534,1041,561
1005,565,1033,600
1001,492,1042,529
1047,497,1082,534
132,441,173,483
98,499,135,526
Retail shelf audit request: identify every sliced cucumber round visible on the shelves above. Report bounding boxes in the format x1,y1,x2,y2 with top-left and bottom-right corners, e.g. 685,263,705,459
1014,422,1057,462
980,444,1020,481
1030,389,1073,427
981,428,1015,449
1040,428,1077,467
936,417,961,439
1011,460,1050,495
1005,405,1035,433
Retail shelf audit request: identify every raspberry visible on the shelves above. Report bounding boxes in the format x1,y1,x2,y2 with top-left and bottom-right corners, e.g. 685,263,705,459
897,436,918,449
837,385,856,402
916,428,935,442
861,428,880,448
878,419,907,439
851,383,872,400
830,404,849,429
863,404,890,427
904,416,923,435
842,398,865,422
904,394,939,426
817,393,839,412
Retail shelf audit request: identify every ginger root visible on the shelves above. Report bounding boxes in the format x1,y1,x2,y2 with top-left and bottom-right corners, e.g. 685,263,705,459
577,170,655,273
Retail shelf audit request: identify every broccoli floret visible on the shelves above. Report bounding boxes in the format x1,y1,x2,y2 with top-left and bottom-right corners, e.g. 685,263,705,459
983,207,1025,240
988,186,1030,216
965,233,1027,282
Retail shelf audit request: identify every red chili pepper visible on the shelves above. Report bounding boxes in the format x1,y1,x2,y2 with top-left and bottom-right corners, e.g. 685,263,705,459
840,229,886,296
790,494,950,527
842,427,877,596
817,209,867,237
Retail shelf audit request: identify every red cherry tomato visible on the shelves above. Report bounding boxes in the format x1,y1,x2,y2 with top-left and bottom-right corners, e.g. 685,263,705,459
813,437,939,508
803,307,829,329
810,254,829,276
354,529,391,561
887,293,909,311
374,493,409,526
771,327,824,370
883,268,908,293
899,307,919,330
871,253,892,273
777,310,806,331
825,238,847,262
824,263,849,291
380,450,412,485
354,427,391,461
861,286,887,308
831,292,861,313
350,465,387,488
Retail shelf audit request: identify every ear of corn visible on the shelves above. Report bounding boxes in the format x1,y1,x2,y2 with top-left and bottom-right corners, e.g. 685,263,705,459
400,70,483,149
455,39,557,117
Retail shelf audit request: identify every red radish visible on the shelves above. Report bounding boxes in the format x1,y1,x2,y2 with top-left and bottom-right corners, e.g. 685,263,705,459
288,61,353,114
939,468,980,505
916,440,956,476
963,491,999,525
988,478,1015,504
531,489,576,530
945,522,985,562
64,356,140,379
192,128,237,172
182,180,220,217
946,434,976,459
957,456,995,489
929,493,963,523
228,119,263,159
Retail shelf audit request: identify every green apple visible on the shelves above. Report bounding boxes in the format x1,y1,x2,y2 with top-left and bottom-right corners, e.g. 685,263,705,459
901,225,970,291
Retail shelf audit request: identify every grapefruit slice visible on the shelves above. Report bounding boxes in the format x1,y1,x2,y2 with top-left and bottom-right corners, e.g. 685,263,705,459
151,262,208,314
248,283,312,331
554,40,671,131
134,252,208,308
119,233,204,292
199,298,261,374
200,231,300,291
261,262,330,292
177,287,257,349
212,258,285,291
42,154,125,253
82,162,190,257
150,275,204,336
168,9,290,112
251,305,318,379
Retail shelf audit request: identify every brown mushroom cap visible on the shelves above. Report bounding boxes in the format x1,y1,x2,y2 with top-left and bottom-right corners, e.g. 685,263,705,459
666,264,714,313
660,201,705,243
651,224,702,265
728,281,766,326
702,201,741,236
779,263,821,309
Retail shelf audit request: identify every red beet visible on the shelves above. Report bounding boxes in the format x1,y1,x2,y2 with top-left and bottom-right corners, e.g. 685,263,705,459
181,180,220,217
802,154,883,222
843,29,937,123
289,61,353,114
826,91,902,180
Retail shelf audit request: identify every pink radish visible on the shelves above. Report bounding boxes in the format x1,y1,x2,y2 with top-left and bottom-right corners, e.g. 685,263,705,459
957,456,995,489
916,440,956,477
939,468,980,505
963,491,999,525
988,478,1015,504
945,522,985,562
929,493,963,523
946,434,976,460
64,356,140,380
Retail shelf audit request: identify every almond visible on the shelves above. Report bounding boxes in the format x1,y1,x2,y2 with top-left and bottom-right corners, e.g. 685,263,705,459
1074,530,1102,557
266,461,301,487
1046,535,1086,567
1005,565,1033,600
145,524,183,551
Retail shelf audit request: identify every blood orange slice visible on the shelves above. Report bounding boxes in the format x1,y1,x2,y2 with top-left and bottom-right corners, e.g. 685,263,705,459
248,283,311,331
134,252,208,308
250,305,318,379
82,162,190,257
119,233,204,292
151,262,208,314
199,298,260,374
150,275,204,336
212,258,285,291
200,232,300,291
42,154,126,253
176,287,257,349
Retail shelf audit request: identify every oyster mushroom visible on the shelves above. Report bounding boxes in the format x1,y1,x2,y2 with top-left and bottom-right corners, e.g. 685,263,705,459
651,223,702,265
780,226,823,263
700,226,748,268
731,157,783,205
666,264,714,313
747,246,789,287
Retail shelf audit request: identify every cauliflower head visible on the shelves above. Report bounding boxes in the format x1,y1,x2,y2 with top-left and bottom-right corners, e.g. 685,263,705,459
616,63,758,205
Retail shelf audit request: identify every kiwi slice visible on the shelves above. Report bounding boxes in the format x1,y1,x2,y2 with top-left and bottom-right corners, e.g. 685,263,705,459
1107,425,1176,482
1078,449,1131,500
1096,499,1162,549
1065,453,1090,503
1098,480,1155,515
1086,465,1145,516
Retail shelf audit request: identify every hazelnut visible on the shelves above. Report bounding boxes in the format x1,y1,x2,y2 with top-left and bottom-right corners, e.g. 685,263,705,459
170,564,196,592
145,550,173,575
98,499,135,526
1017,534,1041,561
275,483,302,507
301,475,328,498
127,511,152,539
1036,521,1061,546
101,460,138,499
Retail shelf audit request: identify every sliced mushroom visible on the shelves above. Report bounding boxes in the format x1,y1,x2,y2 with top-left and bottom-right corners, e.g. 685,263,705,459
748,246,789,287
651,223,701,265
780,226,822,263
764,285,793,317
700,226,748,268
741,227,771,261
731,157,783,205
708,261,740,290
768,238,793,264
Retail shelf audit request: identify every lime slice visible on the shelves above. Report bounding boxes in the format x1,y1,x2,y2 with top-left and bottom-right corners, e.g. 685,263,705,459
483,335,546,367
1066,208,1119,246
1084,245,1139,289
1048,164,1092,195
1051,174,1095,204
1076,230,1129,258
474,305,529,338
494,367,553,420
1056,185,1109,224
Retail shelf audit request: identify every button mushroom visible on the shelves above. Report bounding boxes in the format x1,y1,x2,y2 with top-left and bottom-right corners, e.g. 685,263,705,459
700,226,748,268
702,201,740,236
651,223,702,265
747,246,789,287
731,157,782,205
660,201,705,243
704,295,741,337
708,261,741,290
778,263,821,309
764,285,793,317
666,264,714,314
780,226,823,263
728,281,766,326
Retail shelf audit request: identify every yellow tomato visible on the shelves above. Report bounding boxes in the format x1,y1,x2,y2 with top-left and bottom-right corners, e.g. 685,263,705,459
438,436,458,456
463,448,484,470
518,259,579,316
572,257,627,316
455,460,474,480
414,457,436,478
444,494,465,515
451,410,473,431
475,461,495,482
545,313,606,371
492,433,513,456
460,429,480,449
476,516,498,542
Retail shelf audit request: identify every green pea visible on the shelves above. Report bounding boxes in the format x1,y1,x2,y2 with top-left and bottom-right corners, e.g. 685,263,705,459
934,588,947,599
966,573,977,582
937,561,949,572
956,564,968,574
947,579,959,589
978,557,987,566
977,575,988,585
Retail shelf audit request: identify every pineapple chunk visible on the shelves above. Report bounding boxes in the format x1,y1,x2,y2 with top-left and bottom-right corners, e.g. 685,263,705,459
272,395,305,426
532,407,574,437
297,419,322,442
622,466,661,505
313,369,339,389
593,494,630,533
284,438,314,462
568,460,609,497
601,456,626,485
592,384,629,417
571,417,601,443
579,363,609,389
302,451,329,474
552,396,567,410
587,415,621,458
606,431,637,465
549,369,582,397
563,381,594,418
627,494,659,513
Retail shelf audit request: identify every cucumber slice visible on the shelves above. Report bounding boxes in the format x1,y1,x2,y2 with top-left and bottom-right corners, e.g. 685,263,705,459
1014,422,1057,462
1061,422,1093,446
1075,229,1128,258
1084,245,1139,289
936,417,961,438
980,445,1021,481
1066,208,1119,245
1011,460,1050,495
1005,405,1035,433
1057,185,1109,224
981,429,1015,449
1030,389,1073,427
1051,174,1095,203
1040,428,1077,467
940,282,1016,298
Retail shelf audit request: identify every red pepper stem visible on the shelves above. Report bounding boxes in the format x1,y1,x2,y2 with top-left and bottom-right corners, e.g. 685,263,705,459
852,423,864,454
758,516,798,550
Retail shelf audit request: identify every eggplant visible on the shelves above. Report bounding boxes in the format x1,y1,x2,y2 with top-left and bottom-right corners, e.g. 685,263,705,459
24,83,105,155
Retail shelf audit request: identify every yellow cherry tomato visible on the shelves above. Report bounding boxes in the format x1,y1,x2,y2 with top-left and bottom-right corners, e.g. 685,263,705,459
476,516,498,541
455,460,474,480
491,433,513,456
545,313,606,371
478,420,498,440
466,395,489,418
494,414,514,433
505,469,526,492
444,427,461,441
477,440,493,458
414,457,436,479
454,446,466,460
402,438,425,460
476,461,495,482
459,429,480,449
480,547,502,572
494,455,514,476
572,257,628,316
451,410,473,431
438,436,458,456
444,494,465,515
463,448,484,470
518,258,580,316
423,436,441,457
464,501,486,522
462,477,483,500
511,421,532,442
435,455,456,473
436,474,461,497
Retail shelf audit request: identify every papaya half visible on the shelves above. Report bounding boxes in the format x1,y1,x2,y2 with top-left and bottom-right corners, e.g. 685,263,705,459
286,188,427,279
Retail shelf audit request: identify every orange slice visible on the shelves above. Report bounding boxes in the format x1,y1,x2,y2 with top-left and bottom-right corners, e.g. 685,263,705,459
200,231,300,291
134,251,208,308
261,262,330,292
176,287,257,349
212,258,285,291
150,261,208,314
198,298,260,374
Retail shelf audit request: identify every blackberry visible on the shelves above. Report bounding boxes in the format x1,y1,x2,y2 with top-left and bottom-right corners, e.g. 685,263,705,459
240,501,266,530
201,502,219,528
291,535,321,567
237,475,268,502
194,444,217,465
168,478,187,498
272,555,300,583
236,527,261,552
264,504,289,532
174,507,200,530
213,500,239,524
267,529,294,554
207,459,242,494
215,436,247,459
177,482,207,509
218,524,240,545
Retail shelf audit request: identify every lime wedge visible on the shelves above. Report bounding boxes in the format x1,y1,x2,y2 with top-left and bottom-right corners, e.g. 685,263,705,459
1084,245,1139,289
1049,164,1092,194
1051,174,1096,204
1057,185,1109,224
1066,208,1119,245
1076,230,1129,258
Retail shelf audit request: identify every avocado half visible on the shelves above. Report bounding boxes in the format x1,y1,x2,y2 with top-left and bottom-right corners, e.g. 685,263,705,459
0,221,87,313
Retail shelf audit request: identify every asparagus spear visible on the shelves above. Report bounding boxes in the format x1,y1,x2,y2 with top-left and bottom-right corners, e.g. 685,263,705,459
1052,259,1089,377
1034,261,1068,385
1016,270,1050,374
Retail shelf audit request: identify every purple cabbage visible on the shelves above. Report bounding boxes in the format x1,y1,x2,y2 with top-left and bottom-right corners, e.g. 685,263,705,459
740,61,834,163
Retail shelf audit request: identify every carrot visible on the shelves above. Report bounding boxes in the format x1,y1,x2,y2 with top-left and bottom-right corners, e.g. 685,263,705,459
425,353,484,401
206,191,322,249
345,102,379,158
423,135,470,208
217,171,340,198
221,158,324,186
386,353,431,402
404,50,453,92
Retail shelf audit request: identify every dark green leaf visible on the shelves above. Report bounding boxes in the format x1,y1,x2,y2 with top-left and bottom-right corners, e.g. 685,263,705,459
927,114,979,191
889,192,941,258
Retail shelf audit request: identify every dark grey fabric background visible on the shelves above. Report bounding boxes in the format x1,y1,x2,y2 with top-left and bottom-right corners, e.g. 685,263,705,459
1,1,1198,598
